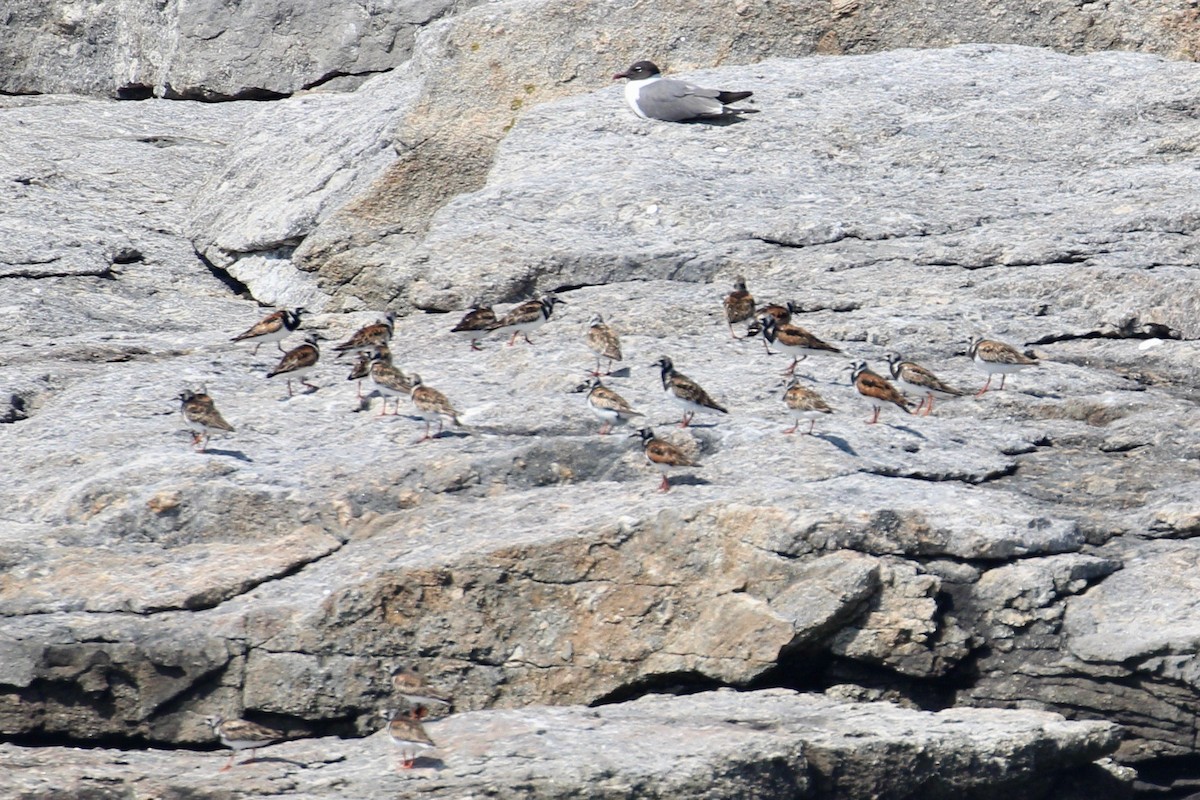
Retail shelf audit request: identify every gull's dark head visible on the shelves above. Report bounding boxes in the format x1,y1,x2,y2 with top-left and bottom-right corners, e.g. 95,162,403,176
613,61,662,82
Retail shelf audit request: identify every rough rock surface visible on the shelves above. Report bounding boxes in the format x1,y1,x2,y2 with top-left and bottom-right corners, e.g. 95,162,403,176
185,0,1200,311
4,26,1200,800
1,689,1125,800
0,0,477,99
4,0,1199,101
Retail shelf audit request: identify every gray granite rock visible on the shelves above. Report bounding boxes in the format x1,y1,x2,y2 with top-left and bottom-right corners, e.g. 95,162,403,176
0,689,1124,800
3,36,1200,796
0,0,475,99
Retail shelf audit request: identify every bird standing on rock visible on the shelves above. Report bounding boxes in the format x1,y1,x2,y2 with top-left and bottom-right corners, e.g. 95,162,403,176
632,427,700,493
381,708,436,770
652,356,727,428
885,353,965,416
968,336,1039,396
368,346,413,416
755,315,842,376
388,664,453,719
333,312,395,358
848,361,912,424
723,276,755,339
585,377,643,435
267,333,321,397
231,307,305,355
451,305,497,351
205,715,287,772
409,374,461,440
487,295,563,346
781,377,834,435
178,389,234,452
585,313,623,376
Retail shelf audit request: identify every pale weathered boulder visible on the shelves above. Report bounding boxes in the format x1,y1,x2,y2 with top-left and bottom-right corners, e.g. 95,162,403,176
0,689,1125,800
178,0,1200,314
4,39,1200,796
0,0,475,99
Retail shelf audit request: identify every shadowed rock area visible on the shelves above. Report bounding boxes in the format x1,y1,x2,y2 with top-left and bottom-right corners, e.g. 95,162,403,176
3,1,1200,796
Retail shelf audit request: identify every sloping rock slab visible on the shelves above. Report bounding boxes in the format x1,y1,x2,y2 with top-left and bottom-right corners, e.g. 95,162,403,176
0,689,1121,800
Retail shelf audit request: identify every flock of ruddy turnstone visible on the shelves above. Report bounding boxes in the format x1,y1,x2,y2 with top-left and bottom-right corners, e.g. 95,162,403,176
184,289,1043,772
205,664,450,772
179,275,1040,492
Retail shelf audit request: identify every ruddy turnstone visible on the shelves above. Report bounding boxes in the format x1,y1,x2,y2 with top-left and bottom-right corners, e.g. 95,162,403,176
968,336,1039,396
585,313,623,375
333,312,395,357
178,389,235,452
722,276,755,339
267,333,321,397
885,353,965,416
368,347,413,415
781,377,834,435
586,377,643,434
652,356,727,428
347,349,372,400
632,428,699,492
757,315,842,375
487,295,564,346
388,664,453,719
409,374,461,440
451,305,497,351
612,61,753,122
746,303,800,354
848,360,912,424
231,307,305,355
205,714,286,772
380,708,436,770
755,301,799,326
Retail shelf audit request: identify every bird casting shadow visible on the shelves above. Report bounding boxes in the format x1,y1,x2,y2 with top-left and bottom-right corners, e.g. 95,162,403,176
424,430,471,441
388,756,446,773
669,475,711,488
237,754,309,769
202,448,253,462
887,423,928,439
813,433,857,456
1018,388,1063,400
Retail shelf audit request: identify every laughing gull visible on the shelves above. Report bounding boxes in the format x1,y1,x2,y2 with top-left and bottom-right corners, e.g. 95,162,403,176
612,61,754,122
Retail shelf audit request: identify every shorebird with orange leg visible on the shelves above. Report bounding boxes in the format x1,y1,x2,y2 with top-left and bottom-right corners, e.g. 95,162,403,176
632,428,699,493
409,374,461,440
487,295,563,346
586,377,643,435
885,353,965,416
848,360,912,424
585,313,623,376
968,336,1039,396
266,333,321,397
368,346,413,416
380,708,436,770
781,377,834,435
205,715,286,772
451,305,496,351
387,664,453,719
652,356,727,428
178,389,234,452
756,315,842,376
